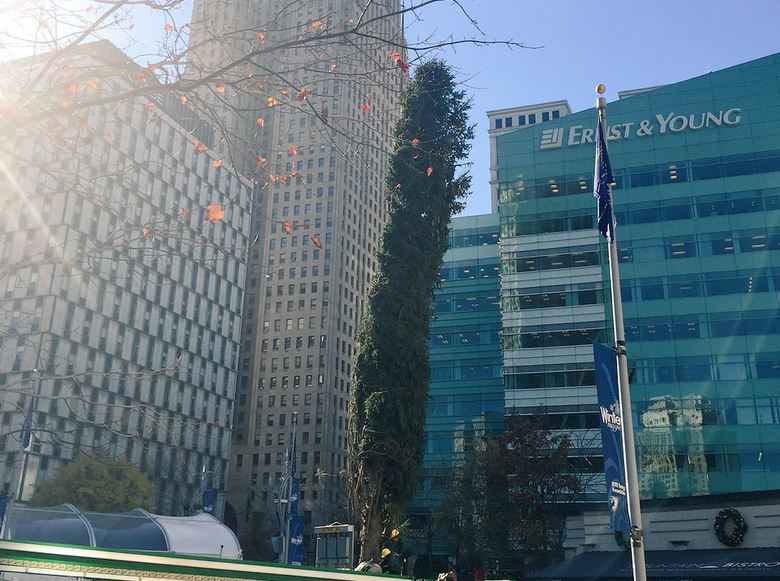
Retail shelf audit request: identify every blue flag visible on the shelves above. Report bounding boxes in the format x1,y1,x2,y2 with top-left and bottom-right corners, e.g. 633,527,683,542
594,114,615,243
594,343,630,532
289,423,297,478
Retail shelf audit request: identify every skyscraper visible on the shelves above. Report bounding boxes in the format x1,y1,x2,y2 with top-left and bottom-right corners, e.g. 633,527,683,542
0,41,252,514
492,53,780,537
406,213,504,569
185,0,405,547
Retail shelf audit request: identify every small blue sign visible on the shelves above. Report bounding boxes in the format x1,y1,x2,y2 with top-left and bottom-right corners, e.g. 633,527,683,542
289,515,305,565
594,343,630,532
202,489,215,513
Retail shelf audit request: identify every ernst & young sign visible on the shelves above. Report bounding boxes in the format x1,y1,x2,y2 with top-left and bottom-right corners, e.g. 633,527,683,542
540,107,741,150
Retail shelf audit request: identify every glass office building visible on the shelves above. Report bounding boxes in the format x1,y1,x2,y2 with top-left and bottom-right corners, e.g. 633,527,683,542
407,214,504,552
495,52,780,500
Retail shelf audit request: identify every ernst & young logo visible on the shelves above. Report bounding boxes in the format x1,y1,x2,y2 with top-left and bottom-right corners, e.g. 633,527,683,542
540,107,741,150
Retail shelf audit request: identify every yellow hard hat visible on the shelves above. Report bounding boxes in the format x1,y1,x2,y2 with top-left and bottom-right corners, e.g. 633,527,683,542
381,548,391,558
391,528,400,539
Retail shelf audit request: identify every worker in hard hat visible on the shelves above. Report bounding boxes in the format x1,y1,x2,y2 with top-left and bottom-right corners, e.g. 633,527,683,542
379,547,402,575
388,528,417,577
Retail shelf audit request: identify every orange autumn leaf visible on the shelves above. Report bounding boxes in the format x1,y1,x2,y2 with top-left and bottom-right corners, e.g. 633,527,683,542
329,63,338,72
66,83,78,95
395,183,401,189
426,166,433,176
164,22,174,32
105,131,115,143
140,227,150,237
288,145,298,155
133,72,148,86
290,171,298,177
296,87,311,101
205,203,225,222
361,103,371,112
179,95,188,104
180,206,190,217
193,141,207,153
411,137,421,148
255,32,266,43
256,117,265,127
283,220,292,234
146,102,156,111
268,174,277,183
255,155,267,166
147,63,157,73
213,158,223,168
310,236,323,249
267,96,279,107
215,83,225,93
86,78,101,92
279,89,290,98
309,20,322,30
278,175,287,184
389,50,409,72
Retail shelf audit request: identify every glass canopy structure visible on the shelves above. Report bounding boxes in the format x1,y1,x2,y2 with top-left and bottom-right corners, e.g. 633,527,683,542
1,504,242,559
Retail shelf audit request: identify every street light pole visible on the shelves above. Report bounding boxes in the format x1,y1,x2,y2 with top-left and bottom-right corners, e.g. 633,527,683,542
597,88,647,581
15,367,40,503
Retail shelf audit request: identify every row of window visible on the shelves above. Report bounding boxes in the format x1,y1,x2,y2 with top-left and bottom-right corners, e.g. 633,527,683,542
504,351,780,391
429,328,501,348
438,261,501,281
501,225,780,275
448,227,500,249
501,288,603,312
258,373,326,389
618,227,780,262
499,148,780,202
501,186,780,237
493,109,561,130
501,248,599,274
434,292,500,314
622,269,780,302
429,363,502,381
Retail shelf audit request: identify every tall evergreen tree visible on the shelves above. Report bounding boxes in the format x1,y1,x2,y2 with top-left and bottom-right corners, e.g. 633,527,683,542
349,60,473,560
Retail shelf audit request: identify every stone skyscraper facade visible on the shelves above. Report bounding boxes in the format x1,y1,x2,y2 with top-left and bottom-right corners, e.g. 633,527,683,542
186,0,405,547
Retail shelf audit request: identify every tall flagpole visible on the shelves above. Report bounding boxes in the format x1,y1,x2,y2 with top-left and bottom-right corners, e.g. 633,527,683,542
596,86,647,581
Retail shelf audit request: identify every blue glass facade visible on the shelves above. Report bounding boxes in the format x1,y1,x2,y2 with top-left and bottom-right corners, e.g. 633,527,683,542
407,213,504,547
496,53,780,500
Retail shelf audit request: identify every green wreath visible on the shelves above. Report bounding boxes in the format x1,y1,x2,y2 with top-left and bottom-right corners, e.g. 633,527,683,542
713,508,748,547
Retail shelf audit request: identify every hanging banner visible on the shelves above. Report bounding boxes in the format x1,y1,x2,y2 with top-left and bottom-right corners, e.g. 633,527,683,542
289,515,305,565
201,489,215,513
0,495,7,534
594,343,630,532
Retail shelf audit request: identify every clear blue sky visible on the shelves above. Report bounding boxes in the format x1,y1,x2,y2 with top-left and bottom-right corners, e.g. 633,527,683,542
406,0,780,216
110,1,780,217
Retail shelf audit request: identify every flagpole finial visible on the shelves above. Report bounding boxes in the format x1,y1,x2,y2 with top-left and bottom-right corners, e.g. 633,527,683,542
596,84,607,95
